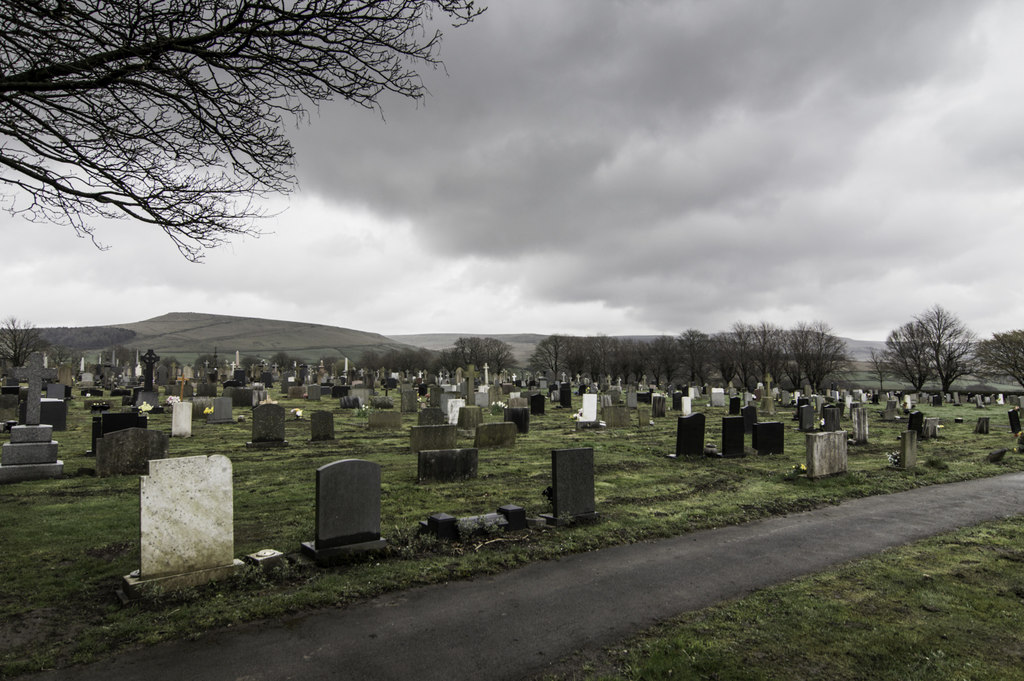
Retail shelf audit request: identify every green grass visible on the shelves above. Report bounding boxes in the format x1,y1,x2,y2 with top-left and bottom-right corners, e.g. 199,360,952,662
559,517,1024,681
0,391,1022,676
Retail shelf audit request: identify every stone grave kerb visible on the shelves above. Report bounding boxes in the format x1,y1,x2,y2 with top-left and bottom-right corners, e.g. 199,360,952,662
141,349,160,392
12,352,57,426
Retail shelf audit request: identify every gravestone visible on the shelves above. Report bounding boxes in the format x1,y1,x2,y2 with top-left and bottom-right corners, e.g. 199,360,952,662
20,398,68,431
0,393,18,422
417,407,446,426
301,459,387,566
884,400,898,421
710,388,726,407
457,405,483,431
922,417,940,440
675,413,705,457
581,394,598,422
401,390,419,414
540,448,598,525
446,398,466,425
367,411,402,430
530,392,546,416
246,404,288,448
91,411,148,455
559,383,572,409
974,417,990,434
740,404,757,434
821,406,840,432
417,448,478,482
310,411,335,442
651,394,667,418
306,384,322,401
474,422,517,448
206,397,234,424
626,390,638,409
721,416,745,457
728,396,741,415
339,396,361,409
410,424,457,455
672,392,682,411
806,431,847,478
898,430,917,469
798,404,816,432
171,401,192,438
96,428,169,476
751,421,784,455
602,405,630,427
122,455,242,598
1010,409,1022,435
504,407,530,434
907,411,924,438
851,406,869,444
681,396,692,417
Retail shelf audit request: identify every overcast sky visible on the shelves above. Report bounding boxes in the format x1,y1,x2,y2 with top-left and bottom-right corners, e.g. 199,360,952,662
3,0,1023,342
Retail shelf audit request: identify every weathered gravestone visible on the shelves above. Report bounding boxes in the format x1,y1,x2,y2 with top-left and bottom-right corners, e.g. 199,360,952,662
975,417,990,434
474,422,517,448
410,424,457,455
301,459,387,566
306,384,322,401
751,421,784,455
741,404,757,434
710,388,726,408
417,448,478,482
651,394,667,418
898,430,917,469
540,448,598,526
1010,409,1022,436
602,405,630,428
96,428,169,477
798,404,816,432
121,455,242,599
446,398,466,425
721,416,745,457
806,431,847,479
367,411,402,430
309,411,335,442
401,390,419,414
675,413,705,457
246,404,288,448
851,406,869,445
907,411,924,438
417,407,446,426
922,417,940,440
821,406,841,432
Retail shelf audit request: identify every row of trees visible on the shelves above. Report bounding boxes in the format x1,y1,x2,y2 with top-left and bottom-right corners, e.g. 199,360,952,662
526,321,850,391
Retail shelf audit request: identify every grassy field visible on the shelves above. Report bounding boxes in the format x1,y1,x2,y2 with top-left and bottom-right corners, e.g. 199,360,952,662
1,388,1022,677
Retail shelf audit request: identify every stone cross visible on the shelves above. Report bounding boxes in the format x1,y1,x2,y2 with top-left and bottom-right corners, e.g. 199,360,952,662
466,364,477,398
141,349,160,392
12,352,57,426
482,363,489,385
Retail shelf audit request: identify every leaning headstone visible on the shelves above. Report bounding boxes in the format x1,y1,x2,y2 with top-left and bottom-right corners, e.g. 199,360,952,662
721,416,745,457
121,455,242,598
246,403,288,448
806,431,848,479
309,411,335,442
410,424,457,455
540,448,598,525
96,428,169,477
417,448,478,482
675,413,705,457
474,422,517,448
301,459,387,566
751,421,784,455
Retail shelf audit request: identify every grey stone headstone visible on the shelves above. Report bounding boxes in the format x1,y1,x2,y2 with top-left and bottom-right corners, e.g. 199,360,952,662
542,448,598,525
417,407,446,426
417,448,478,482
310,411,335,441
206,397,234,424
474,422,517,448
96,427,169,476
301,459,386,564
806,431,848,478
410,424,457,454
247,403,288,447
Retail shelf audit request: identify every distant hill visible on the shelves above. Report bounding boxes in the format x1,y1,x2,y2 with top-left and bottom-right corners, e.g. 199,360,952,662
39,312,421,364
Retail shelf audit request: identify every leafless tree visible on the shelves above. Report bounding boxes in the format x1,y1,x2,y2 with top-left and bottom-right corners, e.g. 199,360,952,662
0,0,483,260
975,330,1024,389
915,305,976,392
0,316,48,368
868,347,890,393
785,321,849,392
677,328,713,386
883,320,934,392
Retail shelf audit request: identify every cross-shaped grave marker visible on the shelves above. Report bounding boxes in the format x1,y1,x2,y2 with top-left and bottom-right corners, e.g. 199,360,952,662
141,349,160,392
465,364,477,399
12,352,57,426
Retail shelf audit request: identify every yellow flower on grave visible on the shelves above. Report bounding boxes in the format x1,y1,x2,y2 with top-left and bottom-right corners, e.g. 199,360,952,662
203,406,214,415
139,402,153,413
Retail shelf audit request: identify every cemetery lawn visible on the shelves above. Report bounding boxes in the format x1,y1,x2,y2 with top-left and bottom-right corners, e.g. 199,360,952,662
565,516,1024,681
2,396,1024,676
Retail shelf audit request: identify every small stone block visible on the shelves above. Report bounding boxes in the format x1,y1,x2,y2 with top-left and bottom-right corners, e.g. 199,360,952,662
245,549,286,571
497,505,527,531
426,512,459,540
2,441,59,465
9,424,52,444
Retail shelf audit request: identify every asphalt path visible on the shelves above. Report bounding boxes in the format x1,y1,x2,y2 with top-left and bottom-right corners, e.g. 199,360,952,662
25,472,1024,681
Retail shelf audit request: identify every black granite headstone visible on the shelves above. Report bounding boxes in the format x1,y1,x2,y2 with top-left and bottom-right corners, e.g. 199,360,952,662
675,413,705,457
752,421,784,455
721,416,745,457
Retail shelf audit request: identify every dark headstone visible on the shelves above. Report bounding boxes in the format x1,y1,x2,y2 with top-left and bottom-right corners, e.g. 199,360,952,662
332,385,350,399
530,392,546,416
907,410,924,437
740,404,757,434
417,448,478,482
752,421,784,455
301,459,387,565
821,406,841,432
721,416,745,457
410,424,457,454
90,411,147,455
651,394,667,418
95,428,168,476
474,422,517,448
417,407,446,426
798,404,816,432
975,417,990,434
559,383,572,409
675,413,705,457
1009,409,1021,436
339,396,361,409
246,403,288,448
729,396,741,415
504,407,530,434
310,411,335,441
540,448,598,525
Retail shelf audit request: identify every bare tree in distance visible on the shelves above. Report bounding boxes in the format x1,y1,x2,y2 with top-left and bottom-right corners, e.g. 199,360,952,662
0,317,49,368
975,330,1024,389
915,304,977,392
868,347,891,393
883,320,935,392
0,0,483,260
786,321,850,392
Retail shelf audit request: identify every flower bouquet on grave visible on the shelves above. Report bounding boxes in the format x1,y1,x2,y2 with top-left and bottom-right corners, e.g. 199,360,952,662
570,409,583,421
886,451,900,468
783,463,807,480
165,395,180,406
138,402,153,413
291,408,303,420
490,400,507,416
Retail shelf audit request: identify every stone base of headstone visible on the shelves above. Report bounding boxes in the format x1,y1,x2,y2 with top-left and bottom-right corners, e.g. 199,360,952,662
299,538,388,567
575,420,605,431
244,549,286,571
0,424,63,483
540,510,599,526
120,560,244,601
0,460,64,483
245,439,290,449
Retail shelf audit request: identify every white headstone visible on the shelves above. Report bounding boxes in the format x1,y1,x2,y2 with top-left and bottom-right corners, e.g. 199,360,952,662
447,398,466,425
171,401,192,438
581,393,598,422
681,396,692,416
